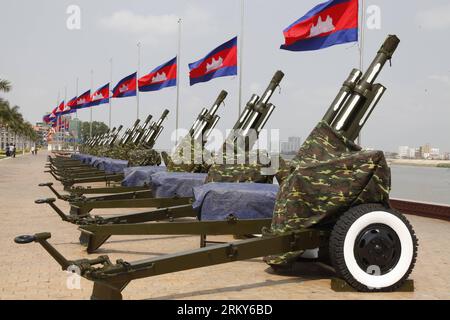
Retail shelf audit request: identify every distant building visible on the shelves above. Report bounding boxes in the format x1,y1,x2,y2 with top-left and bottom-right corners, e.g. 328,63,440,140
414,148,422,159
398,146,410,158
281,136,302,153
280,142,290,153
0,126,13,150
288,136,302,152
418,144,442,159
33,122,51,147
280,137,302,154
430,148,440,158
398,146,417,159
422,143,432,154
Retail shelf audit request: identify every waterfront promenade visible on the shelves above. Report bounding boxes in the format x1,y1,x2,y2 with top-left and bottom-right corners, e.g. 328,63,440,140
1,152,449,300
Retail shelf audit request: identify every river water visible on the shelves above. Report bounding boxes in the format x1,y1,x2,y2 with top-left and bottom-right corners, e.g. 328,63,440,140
390,165,450,205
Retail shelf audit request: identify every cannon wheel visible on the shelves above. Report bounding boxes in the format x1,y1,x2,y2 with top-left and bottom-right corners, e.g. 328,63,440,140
329,203,417,292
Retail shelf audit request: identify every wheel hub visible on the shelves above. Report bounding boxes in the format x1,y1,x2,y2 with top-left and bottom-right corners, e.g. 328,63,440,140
354,223,401,275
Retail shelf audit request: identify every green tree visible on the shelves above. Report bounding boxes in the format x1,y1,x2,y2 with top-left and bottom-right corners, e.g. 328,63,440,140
0,79,11,92
0,79,38,151
80,121,109,142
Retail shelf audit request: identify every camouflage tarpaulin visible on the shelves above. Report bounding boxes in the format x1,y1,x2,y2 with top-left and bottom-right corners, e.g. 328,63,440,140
265,121,391,266
127,149,161,167
206,144,274,184
163,136,205,173
106,144,137,160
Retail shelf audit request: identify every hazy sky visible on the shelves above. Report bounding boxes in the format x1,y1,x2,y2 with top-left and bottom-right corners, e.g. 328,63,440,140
1,0,449,152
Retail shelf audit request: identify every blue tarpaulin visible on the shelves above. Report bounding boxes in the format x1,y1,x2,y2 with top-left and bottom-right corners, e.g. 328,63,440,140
193,182,279,221
151,172,208,198
100,159,129,174
73,154,92,164
122,166,167,187
91,157,109,168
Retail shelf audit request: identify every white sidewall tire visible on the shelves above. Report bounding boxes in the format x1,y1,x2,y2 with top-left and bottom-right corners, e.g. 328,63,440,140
343,210,414,289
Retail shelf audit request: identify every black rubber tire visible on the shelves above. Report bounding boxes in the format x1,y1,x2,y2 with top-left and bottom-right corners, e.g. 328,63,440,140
329,203,418,292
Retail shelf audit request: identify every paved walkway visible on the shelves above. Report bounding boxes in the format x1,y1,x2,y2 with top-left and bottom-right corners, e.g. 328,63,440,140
0,151,449,300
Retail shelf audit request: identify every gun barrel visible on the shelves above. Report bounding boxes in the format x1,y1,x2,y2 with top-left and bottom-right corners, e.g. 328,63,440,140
132,114,153,144
322,69,362,125
256,103,276,134
157,109,170,126
193,90,228,140
99,128,113,146
122,119,141,145
143,110,170,148
189,108,208,136
106,127,117,145
209,90,228,118
331,35,400,140
204,115,220,140
108,125,123,146
359,35,399,85
232,94,259,130
260,70,284,105
345,84,387,141
241,70,284,136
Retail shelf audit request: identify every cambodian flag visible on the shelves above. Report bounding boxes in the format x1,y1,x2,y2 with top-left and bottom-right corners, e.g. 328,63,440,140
112,72,137,98
281,0,358,52
189,37,238,86
90,83,110,106
49,107,57,119
74,90,92,110
56,100,65,115
64,96,78,114
43,114,53,124
139,57,177,92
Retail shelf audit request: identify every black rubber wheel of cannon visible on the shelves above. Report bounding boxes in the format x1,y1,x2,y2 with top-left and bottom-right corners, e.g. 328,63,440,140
329,203,418,292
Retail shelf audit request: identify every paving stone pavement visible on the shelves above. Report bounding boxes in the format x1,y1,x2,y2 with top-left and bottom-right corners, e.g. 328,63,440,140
0,151,449,300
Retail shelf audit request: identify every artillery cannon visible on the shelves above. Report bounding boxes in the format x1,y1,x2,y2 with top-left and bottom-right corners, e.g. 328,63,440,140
62,34,403,252
48,112,157,181
24,35,422,301
17,35,418,299
44,92,227,198
47,125,131,180
38,72,282,221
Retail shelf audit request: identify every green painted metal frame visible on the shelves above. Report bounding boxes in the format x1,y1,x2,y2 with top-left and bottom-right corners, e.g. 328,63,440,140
80,217,272,253
16,229,327,299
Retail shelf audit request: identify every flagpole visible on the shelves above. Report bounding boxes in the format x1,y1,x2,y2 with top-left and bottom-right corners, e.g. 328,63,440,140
176,18,182,146
238,0,244,116
75,77,79,119
357,0,365,146
64,86,67,146
57,91,61,149
74,77,79,148
137,42,141,121
90,69,94,138
109,58,113,129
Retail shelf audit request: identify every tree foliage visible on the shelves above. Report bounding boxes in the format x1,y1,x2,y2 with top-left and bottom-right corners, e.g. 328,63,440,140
0,79,38,142
80,121,109,142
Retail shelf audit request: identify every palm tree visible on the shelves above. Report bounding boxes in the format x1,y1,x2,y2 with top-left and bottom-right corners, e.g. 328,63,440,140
1,79,38,152
0,79,12,133
0,79,11,93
